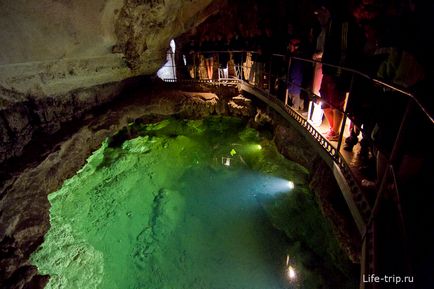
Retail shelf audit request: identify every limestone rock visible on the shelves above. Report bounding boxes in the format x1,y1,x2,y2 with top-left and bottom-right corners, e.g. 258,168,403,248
273,124,317,170
0,0,225,164
253,108,273,126
113,0,224,72
227,94,254,117
273,123,360,263
310,161,361,263
179,91,219,117
0,82,125,164
0,0,223,96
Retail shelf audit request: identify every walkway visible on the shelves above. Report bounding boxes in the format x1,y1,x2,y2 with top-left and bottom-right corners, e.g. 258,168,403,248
163,51,434,289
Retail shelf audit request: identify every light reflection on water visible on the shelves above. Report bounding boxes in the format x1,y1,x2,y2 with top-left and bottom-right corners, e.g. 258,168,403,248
31,118,314,289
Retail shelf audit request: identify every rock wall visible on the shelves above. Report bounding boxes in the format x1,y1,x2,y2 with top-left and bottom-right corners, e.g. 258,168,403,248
112,0,226,72
0,0,223,95
0,0,225,165
0,82,125,166
255,110,361,263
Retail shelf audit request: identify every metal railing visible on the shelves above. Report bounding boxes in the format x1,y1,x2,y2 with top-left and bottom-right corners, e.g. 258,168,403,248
162,49,433,288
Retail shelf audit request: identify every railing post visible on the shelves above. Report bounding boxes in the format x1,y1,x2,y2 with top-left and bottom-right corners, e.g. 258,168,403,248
268,56,272,97
193,52,197,80
217,51,221,82
240,50,244,81
285,57,292,106
336,73,355,157
369,99,412,222
361,99,413,285
389,99,413,165
241,50,244,80
171,50,176,80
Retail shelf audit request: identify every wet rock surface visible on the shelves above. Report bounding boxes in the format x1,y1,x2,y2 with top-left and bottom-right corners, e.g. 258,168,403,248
228,94,254,117
0,82,125,165
273,122,361,263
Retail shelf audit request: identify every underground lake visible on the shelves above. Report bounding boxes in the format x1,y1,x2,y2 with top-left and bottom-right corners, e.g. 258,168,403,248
30,116,357,289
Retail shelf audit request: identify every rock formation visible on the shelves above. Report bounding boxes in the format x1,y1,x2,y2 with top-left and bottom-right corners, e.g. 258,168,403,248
0,0,224,94
0,0,225,165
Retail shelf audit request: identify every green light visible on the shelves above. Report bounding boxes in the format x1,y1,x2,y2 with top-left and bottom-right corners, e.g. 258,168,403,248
30,117,354,289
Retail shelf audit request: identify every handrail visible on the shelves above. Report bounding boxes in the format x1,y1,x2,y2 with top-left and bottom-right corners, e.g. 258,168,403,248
291,56,372,80
169,48,431,287
189,51,433,124
372,79,434,124
181,50,434,125
290,55,434,125
168,49,434,139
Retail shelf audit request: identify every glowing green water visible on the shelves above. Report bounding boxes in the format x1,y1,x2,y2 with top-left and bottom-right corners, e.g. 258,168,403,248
31,117,356,289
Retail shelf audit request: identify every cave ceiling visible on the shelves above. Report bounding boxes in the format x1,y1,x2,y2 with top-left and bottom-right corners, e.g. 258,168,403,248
0,0,226,96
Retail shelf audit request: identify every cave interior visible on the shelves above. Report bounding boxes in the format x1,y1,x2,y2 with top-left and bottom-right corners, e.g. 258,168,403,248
0,0,433,289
